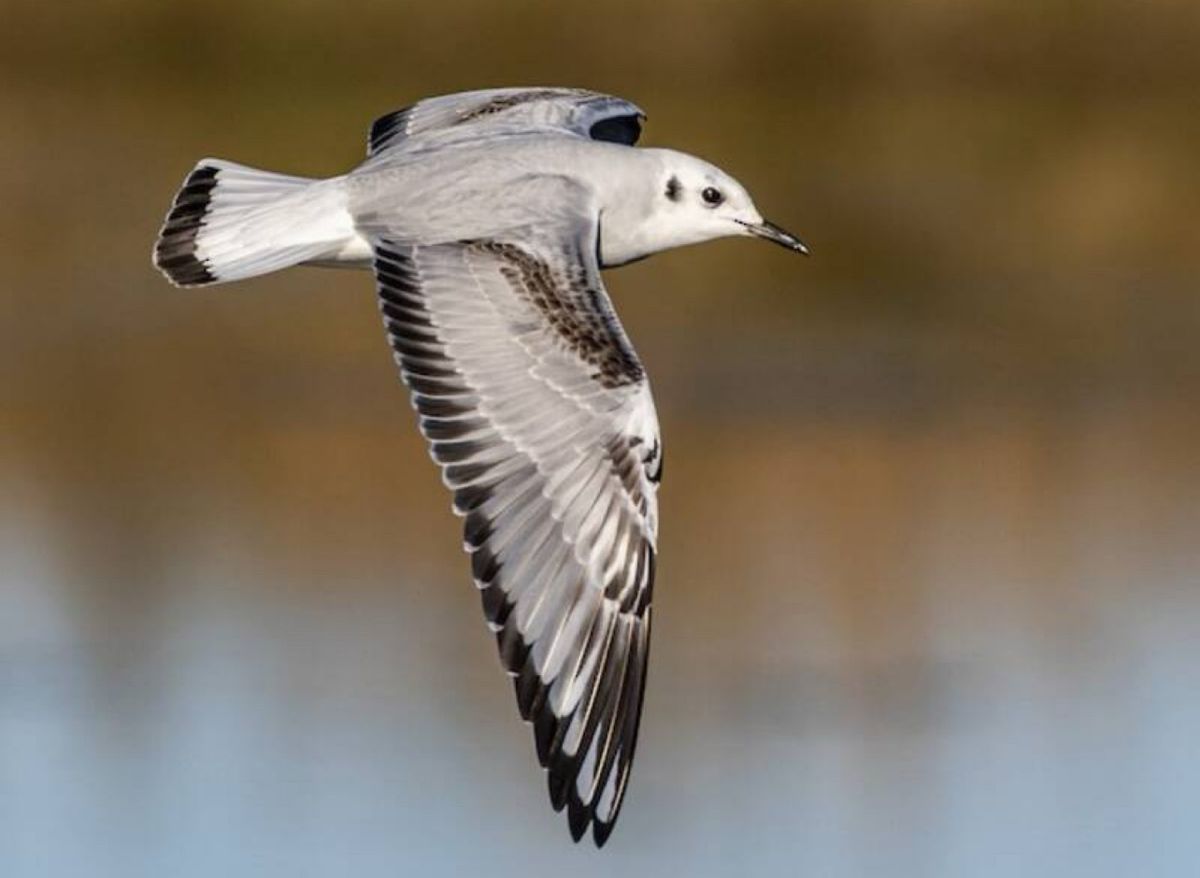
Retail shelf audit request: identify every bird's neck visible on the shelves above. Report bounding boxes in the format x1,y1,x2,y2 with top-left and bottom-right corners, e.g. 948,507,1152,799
593,150,664,268
597,215,656,268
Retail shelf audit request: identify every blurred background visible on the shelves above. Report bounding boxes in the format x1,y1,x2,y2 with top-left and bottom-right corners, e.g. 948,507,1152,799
2,1,1198,875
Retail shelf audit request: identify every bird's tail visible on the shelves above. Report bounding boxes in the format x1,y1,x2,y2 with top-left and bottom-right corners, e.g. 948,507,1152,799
152,159,362,287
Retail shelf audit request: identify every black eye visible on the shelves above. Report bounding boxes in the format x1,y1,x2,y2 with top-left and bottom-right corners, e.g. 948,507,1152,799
701,186,724,207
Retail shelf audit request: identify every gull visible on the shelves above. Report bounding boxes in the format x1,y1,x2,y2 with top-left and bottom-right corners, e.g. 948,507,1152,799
152,86,807,847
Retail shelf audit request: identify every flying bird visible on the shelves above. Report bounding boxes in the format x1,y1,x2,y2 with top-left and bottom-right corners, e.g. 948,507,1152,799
152,87,807,846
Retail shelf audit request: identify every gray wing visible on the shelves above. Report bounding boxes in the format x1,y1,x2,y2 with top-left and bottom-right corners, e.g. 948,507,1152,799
367,87,645,155
372,190,661,846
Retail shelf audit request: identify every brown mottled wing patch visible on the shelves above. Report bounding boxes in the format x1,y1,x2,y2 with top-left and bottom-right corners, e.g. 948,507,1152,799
453,88,587,123
366,87,645,155
370,214,661,846
471,240,644,389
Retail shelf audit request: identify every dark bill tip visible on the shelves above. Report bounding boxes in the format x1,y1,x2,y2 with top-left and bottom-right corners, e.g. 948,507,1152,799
740,219,810,255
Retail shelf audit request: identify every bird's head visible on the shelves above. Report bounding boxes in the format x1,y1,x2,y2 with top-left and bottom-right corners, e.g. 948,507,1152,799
605,148,807,263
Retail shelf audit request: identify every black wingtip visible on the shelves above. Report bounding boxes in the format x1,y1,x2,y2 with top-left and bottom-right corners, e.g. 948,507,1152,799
514,660,548,721
367,107,413,155
153,164,219,287
588,113,643,146
533,710,559,767
547,767,570,812
567,799,590,842
592,818,615,847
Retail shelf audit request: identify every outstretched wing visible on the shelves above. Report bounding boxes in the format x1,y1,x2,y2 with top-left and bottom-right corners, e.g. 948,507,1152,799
367,87,645,156
371,187,661,846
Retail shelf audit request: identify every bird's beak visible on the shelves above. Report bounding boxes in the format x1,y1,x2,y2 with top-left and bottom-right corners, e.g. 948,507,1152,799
739,219,809,255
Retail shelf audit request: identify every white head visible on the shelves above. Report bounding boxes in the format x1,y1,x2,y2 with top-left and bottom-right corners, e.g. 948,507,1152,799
597,148,808,266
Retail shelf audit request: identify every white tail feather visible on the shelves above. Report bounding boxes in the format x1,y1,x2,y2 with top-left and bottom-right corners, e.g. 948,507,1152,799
153,159,363,287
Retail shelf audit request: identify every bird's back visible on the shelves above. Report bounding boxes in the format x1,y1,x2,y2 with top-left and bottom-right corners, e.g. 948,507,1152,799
342,133,647,248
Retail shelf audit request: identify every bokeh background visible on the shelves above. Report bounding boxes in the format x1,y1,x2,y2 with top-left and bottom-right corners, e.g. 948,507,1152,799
3,2,1198,875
